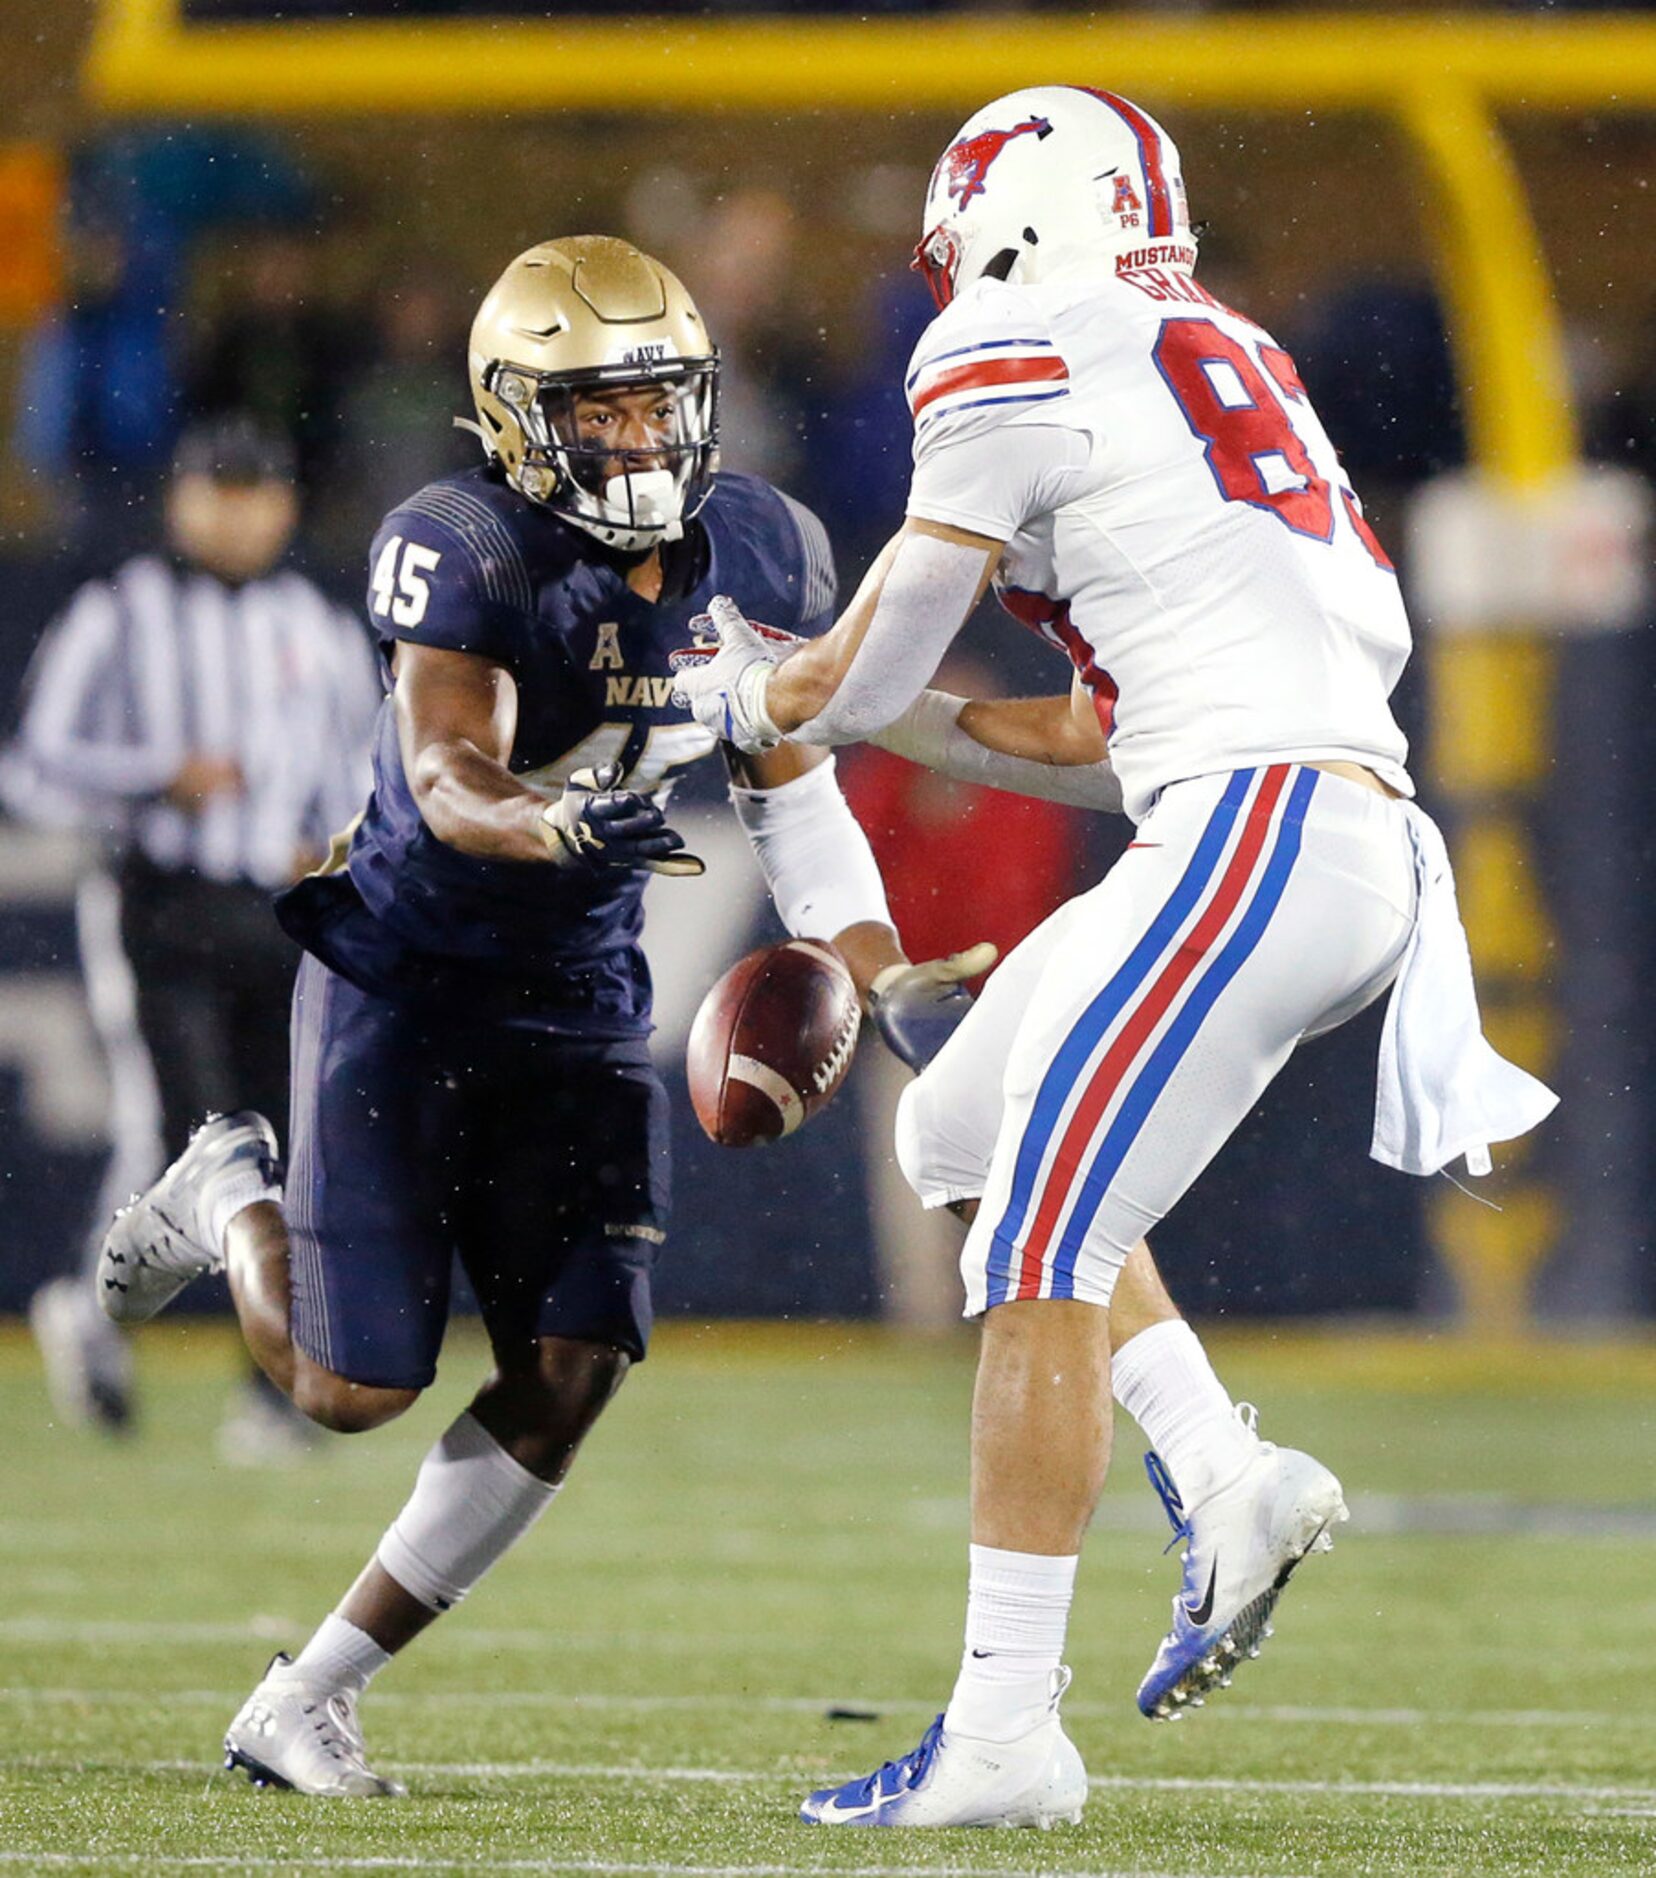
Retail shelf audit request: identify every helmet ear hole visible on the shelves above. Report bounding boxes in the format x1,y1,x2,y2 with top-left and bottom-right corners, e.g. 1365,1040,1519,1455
981,247,1021,283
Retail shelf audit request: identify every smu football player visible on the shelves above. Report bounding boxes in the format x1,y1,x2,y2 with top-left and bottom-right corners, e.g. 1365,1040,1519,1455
675,90,1554,1827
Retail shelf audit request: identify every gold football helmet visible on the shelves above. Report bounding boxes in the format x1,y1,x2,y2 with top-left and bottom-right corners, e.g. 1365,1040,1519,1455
466,236,719,552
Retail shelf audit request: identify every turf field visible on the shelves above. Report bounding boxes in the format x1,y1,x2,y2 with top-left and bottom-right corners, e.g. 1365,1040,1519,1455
2,1319,1654,1877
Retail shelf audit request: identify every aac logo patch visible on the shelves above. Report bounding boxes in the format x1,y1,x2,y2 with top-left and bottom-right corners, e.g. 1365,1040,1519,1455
589,621,625,671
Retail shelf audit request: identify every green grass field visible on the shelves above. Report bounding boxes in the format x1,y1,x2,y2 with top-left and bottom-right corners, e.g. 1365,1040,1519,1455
2,1318,1655,1877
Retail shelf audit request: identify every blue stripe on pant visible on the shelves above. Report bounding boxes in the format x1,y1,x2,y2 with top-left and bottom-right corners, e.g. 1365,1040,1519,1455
284,953,669,1390
1047,767,1319,1296
984,768,1257,1309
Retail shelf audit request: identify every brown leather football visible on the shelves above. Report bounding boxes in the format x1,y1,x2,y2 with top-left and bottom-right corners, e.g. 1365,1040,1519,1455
686,939,861,1146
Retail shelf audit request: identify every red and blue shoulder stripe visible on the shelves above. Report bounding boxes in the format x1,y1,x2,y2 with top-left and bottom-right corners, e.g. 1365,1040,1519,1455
907,336,1070,426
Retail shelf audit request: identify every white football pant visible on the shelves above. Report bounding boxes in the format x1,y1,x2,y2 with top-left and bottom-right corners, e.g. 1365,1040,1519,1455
894,765,1416,1313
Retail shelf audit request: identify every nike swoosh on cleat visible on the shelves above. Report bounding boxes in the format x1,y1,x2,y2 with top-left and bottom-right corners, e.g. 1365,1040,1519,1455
970,1648,993,1658
1183,1560,1218,1627
809,1794,894,1824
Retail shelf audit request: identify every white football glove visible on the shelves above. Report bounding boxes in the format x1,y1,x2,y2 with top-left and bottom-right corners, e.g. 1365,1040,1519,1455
668,595,788,753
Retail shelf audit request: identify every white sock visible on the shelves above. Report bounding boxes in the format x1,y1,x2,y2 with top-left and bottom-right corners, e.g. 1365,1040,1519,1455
375,1411,559,1613
944,1545,1077,1743
1111,1319,1255,1510
287,1612,392,1696
207,1174,283,1262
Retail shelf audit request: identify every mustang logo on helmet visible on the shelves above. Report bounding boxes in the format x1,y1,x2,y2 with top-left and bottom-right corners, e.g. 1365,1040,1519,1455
940,115,1053,209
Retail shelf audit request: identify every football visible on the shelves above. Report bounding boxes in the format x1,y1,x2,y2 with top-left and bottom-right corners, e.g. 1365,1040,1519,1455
686,939,861,1147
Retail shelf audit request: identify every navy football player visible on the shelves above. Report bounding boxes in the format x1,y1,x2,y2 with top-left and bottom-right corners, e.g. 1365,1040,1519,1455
97,238,988,1795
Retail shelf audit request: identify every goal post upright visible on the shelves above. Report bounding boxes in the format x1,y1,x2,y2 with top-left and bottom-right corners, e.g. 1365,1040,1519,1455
1391,84,1572,1337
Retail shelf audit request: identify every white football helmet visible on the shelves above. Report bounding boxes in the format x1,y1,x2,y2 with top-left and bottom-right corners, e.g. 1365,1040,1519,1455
913,86,1197,311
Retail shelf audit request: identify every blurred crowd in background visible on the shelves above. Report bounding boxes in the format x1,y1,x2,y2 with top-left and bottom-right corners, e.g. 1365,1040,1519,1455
4,120,1651,596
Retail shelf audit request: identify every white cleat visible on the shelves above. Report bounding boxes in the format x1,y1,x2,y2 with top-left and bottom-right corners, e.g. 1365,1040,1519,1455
224,1653,405,1798
1137,1407,1348,1720
801,1671,1086,1828
99,1112,277,1324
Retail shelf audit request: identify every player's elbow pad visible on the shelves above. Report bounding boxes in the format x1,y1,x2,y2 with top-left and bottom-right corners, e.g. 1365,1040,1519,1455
730,755,892,942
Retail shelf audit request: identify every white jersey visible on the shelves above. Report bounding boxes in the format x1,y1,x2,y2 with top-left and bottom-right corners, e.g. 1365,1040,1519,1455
903,263,1414,821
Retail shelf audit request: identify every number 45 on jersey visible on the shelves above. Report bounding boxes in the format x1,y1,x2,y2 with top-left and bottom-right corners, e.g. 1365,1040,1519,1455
371,537,443,627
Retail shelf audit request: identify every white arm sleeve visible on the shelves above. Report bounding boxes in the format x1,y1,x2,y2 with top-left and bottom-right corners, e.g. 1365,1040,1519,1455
870,690,1124,816
790,532,986,749
729,753,893,941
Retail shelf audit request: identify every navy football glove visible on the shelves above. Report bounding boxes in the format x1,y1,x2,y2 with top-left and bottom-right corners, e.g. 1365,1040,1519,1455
868,942,999,1073
537,763,705,877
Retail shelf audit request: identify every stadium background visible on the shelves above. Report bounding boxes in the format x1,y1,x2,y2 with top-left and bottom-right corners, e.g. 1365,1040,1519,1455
2,9,1656,1878
0,0,1651,1338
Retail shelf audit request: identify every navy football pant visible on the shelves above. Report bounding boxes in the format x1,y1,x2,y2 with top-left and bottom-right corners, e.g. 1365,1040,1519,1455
286,955,669,1390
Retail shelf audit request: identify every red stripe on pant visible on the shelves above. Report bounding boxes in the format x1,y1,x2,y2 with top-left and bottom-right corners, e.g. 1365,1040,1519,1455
1012,765,1291,1301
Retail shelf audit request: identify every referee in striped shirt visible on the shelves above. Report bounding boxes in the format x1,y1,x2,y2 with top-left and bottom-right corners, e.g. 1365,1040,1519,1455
3,413,381,1452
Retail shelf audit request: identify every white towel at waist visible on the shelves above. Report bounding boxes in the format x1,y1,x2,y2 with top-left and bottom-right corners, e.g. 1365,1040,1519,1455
1371,803,1558,1177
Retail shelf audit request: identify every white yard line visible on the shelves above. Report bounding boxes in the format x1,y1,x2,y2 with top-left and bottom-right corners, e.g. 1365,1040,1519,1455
1088,1774,1656,1802
9,1496,1656,1546
0,1686,842,1713
0,1685,1631,1731
8,1754,1655,1806
0,1615,724,1655
1204,1702,1628,1730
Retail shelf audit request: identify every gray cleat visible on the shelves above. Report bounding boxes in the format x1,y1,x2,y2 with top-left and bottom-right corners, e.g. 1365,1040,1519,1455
99,1111,277,1324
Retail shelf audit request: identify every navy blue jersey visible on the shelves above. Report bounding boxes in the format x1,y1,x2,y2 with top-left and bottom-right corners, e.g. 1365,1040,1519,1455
276,466,836,1035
